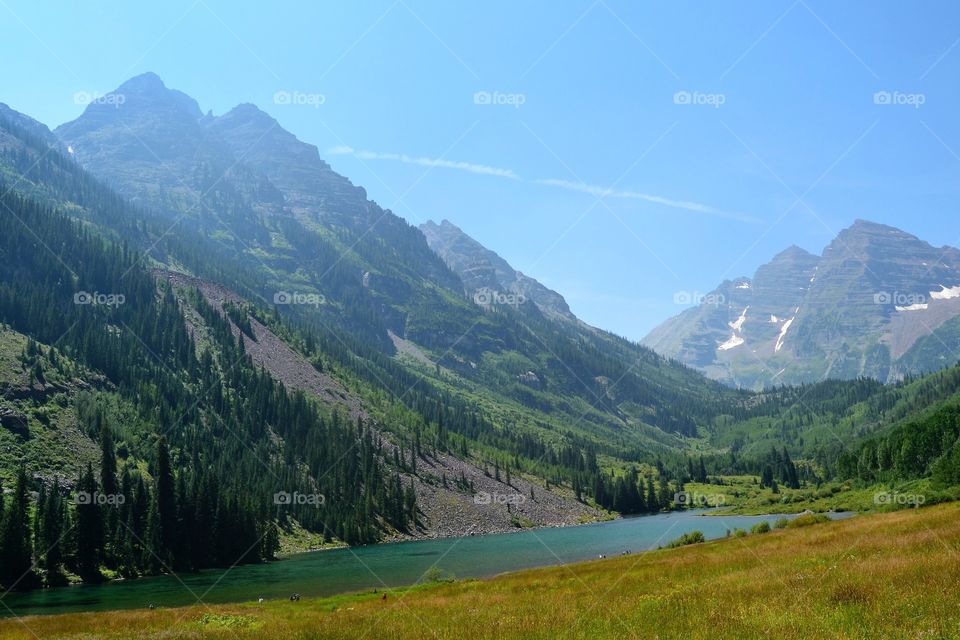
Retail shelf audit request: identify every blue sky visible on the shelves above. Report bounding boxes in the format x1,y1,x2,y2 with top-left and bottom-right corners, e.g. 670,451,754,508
2,1,960,340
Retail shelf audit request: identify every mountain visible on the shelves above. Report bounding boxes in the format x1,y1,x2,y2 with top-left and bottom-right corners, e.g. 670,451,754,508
420,219,574,322
6,73,960,594
0,72,742,571
55,73,733,443
643,220,960,388
416,218,715,410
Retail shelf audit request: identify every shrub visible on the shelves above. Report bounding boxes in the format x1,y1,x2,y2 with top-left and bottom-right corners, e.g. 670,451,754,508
733,528,747,538
421,567,456,584
667,531,706,548
751,521,771,534
787,513,830,529
773,517,790,529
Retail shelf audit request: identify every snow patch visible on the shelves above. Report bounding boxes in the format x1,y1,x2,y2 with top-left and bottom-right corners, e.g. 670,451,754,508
775,316,795,353
720,305,749,351
736,282,751,289
718,334,745,351
896,303,929,312
930,285,960,301
769,315,780,324
729,306,749,332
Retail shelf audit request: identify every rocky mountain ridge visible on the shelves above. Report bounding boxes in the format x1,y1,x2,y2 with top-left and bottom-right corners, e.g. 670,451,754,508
643,220,960,388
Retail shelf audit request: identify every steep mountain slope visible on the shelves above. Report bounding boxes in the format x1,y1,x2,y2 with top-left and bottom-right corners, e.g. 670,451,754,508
54,73,735,446
420,219,575,322
0,326,103,483
643,220,960,388
158,269,604,537
417,218,736,432
1,100,606,552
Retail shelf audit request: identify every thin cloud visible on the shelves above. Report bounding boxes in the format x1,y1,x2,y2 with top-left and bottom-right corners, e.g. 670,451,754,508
326,146,519,179
326,145,355,155
325,146,755,222
535,178,762,224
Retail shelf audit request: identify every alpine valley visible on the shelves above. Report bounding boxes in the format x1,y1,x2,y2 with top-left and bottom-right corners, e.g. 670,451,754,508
1,73,960,600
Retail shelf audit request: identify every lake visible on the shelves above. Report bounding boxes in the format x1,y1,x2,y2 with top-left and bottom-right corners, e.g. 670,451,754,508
0,509,853,617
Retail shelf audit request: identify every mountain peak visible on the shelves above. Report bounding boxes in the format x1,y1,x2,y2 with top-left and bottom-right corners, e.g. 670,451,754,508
221,102,277,126
771,244,816,261
95,72,202,122
423,219,460,233
849,218,894,231
116,71,167,93
841,218,913,240
829,219,922,253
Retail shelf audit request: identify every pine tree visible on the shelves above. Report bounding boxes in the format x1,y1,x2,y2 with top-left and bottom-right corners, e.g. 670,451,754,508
75,464,104,581
0,467,34,589
154,438,177,556
646,476,658,513
39,479,66,585
100,426,120,565
142,493,164,573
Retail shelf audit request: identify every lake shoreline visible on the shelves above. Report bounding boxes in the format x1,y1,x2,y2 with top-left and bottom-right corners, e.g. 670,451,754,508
0,509,854,619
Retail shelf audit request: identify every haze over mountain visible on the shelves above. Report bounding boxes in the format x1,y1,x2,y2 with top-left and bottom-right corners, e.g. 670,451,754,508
0,70,740,528
644,220,960,389
54,73,722,427
419,219,575,323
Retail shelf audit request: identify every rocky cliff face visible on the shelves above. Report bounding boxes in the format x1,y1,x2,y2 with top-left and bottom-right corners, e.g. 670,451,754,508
643,220,960,388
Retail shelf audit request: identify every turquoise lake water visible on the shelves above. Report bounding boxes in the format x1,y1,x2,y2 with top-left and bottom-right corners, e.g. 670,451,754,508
0,509,852,617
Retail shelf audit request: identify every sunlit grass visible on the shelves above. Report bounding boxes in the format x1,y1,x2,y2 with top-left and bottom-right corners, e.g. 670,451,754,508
685,475,960,515
3,503,959,639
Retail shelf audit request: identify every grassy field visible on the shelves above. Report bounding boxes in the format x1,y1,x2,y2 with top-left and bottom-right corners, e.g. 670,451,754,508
684,475,960,515
2,502,958,639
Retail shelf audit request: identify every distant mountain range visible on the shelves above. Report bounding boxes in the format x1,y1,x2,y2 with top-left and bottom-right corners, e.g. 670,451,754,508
643,220,960,388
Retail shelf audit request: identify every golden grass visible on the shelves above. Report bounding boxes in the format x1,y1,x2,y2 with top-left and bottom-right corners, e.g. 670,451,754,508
3,503,960,639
